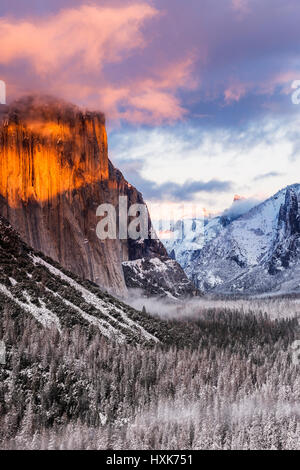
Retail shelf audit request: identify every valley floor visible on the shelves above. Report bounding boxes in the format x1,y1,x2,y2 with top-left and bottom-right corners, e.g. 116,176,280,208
0,302,299,450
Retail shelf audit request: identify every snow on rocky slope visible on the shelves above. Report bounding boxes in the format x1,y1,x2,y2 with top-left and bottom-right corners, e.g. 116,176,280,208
0,216,161,344
163,216,224,270
122,257,199,298
163,184,300,295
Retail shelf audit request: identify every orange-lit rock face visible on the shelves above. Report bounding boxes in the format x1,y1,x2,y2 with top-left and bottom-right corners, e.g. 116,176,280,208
0,105,108,207
0,96,169,296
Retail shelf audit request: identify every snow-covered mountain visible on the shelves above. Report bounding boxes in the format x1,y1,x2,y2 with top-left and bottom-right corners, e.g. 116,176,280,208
163,184,300,295
0,215,164,345
163,216,224,270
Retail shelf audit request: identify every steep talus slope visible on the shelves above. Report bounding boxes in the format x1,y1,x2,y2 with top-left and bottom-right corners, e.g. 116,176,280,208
189,184,300,294
0,96,195,298
0,215,165,344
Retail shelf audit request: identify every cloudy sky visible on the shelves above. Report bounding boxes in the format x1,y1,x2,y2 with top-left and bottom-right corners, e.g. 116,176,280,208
1,0,300,216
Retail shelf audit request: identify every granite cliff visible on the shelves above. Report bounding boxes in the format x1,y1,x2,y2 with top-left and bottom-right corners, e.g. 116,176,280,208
0,96,195,298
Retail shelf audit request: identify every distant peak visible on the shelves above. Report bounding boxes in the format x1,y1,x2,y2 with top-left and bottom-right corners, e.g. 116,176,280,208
233,194,246,202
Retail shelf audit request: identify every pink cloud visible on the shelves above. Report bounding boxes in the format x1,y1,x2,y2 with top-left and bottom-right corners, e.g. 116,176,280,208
0,3,196,124
0,4,157,73
116,57,196,123
231,0,250,17
60,57,195,124
224,82,248,104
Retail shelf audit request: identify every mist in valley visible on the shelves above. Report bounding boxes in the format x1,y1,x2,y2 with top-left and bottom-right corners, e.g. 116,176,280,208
127,288,300,321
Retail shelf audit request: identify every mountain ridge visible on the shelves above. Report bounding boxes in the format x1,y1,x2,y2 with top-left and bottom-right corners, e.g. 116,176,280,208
163,183,300,295
0,213,170,344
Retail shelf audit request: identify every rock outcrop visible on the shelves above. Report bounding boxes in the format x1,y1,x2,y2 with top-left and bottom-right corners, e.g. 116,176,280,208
0,95,195,297
269,188,300,274
123,257,199,298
